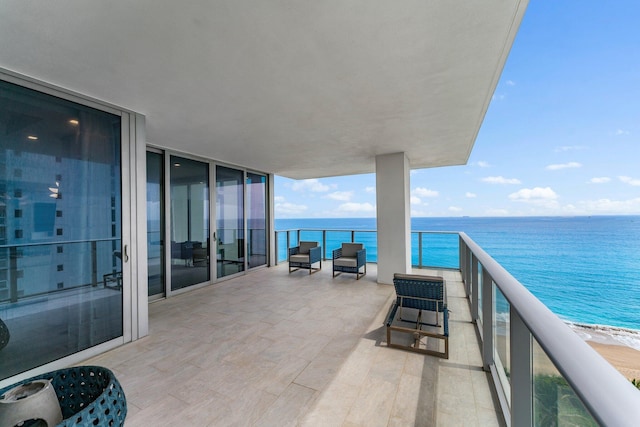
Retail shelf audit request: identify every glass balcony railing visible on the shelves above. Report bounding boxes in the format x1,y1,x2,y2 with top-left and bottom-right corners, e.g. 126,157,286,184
0,238,122,303
275,228,640,426
274,229,459,268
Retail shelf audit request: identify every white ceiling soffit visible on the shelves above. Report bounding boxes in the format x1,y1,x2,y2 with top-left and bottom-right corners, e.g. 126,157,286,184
0,1,528,179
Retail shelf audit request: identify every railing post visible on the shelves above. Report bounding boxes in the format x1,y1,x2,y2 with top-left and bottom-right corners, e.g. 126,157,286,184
9,246,18,303
482,268,494,371
351,230,355,242
459,235,465,272
296,229,300,245
471,254,479,319
274,231,279,265
511,307,533,427
286,231,290,260
418,232,423,269
91,241,98,286
322,230,327,260
467,246,473,289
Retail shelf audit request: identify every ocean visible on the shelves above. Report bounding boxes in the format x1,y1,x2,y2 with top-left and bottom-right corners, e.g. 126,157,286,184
275,216,640,348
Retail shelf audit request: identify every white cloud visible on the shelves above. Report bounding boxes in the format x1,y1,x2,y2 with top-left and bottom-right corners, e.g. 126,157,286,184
337,202,376,213
506,80,516,86
326,191,353,201
291,179,329,192
546,162,582,170
275,202,307,215
555,145,586,152
465,192,477,198
410,196,422,205
589,177,611,184
274,196,285,202
619,176,640,186
615,129,630,135
577,198,640,213
476,161,491,168
482,176,521,185
509,187,559,207
365,186,375,193
412,187,439,197
448,206,463,212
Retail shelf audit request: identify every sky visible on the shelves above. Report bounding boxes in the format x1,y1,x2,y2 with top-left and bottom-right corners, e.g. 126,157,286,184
274,1,640,218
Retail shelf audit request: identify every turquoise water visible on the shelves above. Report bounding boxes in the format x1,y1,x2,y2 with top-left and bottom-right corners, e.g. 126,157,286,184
276,216,640,334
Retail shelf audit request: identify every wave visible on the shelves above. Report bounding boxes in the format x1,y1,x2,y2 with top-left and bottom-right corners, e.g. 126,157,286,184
566,322,640,351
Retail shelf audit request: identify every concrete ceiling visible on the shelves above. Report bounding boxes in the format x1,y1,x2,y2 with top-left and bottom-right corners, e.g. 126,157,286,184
0,1,527,179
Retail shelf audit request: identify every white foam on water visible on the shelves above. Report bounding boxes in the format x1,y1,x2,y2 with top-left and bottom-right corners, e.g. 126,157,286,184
567,322,640,351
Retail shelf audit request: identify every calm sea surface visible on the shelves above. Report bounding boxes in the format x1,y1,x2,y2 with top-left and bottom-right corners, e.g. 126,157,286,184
276,216,640,343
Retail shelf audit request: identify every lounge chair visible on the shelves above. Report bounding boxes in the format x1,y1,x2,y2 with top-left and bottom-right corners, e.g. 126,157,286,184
332,243,366,279
288,241,322,274
385,273,449,358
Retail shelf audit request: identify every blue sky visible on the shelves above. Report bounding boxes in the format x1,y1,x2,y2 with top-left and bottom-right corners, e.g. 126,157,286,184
275,2,640,218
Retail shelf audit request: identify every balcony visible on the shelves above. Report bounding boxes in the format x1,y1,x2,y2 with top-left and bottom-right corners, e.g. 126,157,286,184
76,229,640,426
84,263,499,426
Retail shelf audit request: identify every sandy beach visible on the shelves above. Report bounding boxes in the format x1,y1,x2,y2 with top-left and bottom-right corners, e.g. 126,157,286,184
588,341,640,381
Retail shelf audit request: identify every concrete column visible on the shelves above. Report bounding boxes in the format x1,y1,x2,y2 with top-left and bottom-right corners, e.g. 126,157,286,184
375,153,411,284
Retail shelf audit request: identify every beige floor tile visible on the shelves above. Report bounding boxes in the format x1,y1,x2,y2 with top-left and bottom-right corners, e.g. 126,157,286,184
74,264,501,426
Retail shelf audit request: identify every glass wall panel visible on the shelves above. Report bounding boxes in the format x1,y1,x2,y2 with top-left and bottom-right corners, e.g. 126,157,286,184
216,166,244,278
493,284,511,404
170,156,210,290
0,79,122,380
324,230,351,259
421,233,459,269
532,339,597,426
147,151,164,297
276,231,288,263
354,231,376,262
478,264,483,323
246,172,266,268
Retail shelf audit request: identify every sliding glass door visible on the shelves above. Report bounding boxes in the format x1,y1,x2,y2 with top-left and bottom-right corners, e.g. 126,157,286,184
170,156,210,290
149,157,269,290
215,166,245,278
146,151,164,298
0,79,123,380
247,172,267,269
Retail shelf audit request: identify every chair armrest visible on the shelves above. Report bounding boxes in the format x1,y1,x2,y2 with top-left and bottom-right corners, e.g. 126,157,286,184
356,248,366,266
443,306,449,337
289,246,300,258
309,246,322,263
385,301,399,327
332,247,342,260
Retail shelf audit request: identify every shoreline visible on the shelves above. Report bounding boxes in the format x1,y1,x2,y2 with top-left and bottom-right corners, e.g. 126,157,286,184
569,322,640,381
587,340,640,381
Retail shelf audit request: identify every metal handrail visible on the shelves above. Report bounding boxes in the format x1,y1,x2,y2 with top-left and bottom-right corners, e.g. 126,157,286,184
459,232,640,426
1,238,122,304
0,237,120,249
274,228,459,266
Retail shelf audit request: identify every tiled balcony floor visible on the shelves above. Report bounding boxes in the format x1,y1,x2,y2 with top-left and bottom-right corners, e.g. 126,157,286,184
84,264,503,426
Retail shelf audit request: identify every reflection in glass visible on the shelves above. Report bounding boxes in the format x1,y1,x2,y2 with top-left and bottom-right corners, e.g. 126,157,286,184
478,264,483,323
246,172,267,268
0,79,122,380
216,166,244,278
170,156,210,290
533,339,597,426
493,285,511,404
147,151,164,297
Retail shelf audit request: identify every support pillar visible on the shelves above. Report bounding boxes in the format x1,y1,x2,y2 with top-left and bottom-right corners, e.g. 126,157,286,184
375,153,411,284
